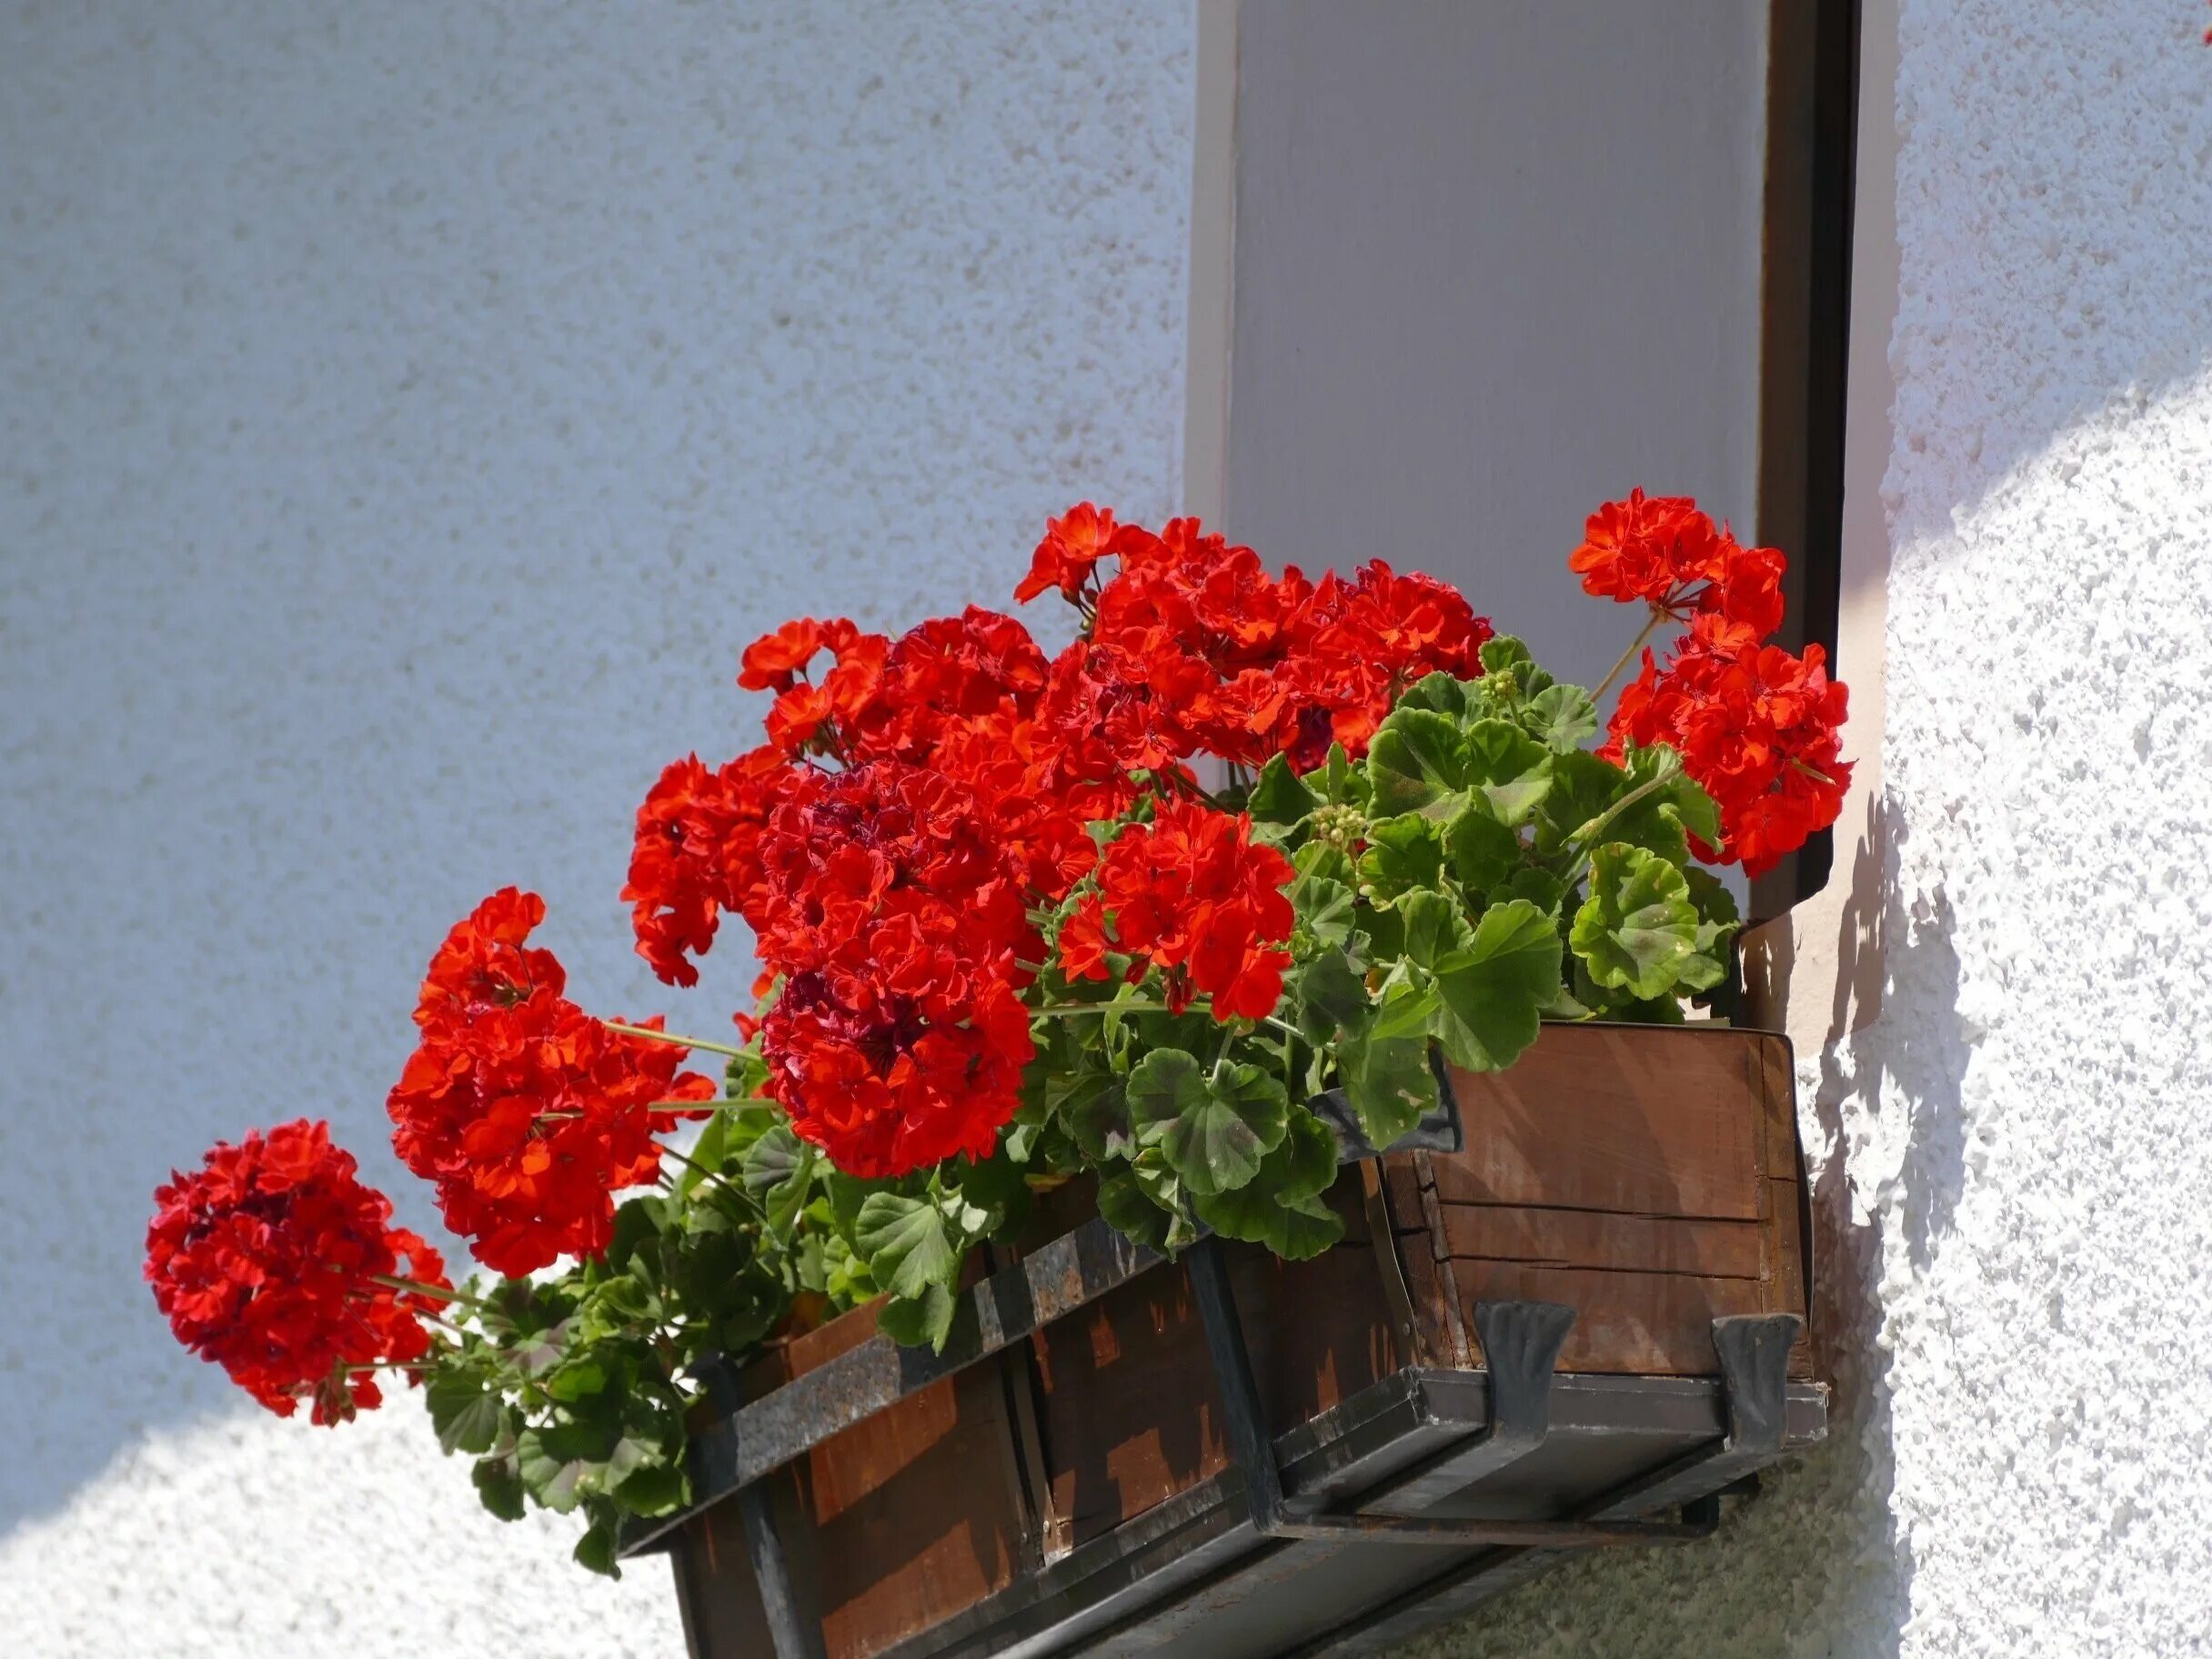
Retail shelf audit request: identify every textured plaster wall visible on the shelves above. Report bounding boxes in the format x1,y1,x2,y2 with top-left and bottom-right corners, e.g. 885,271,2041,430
1412,2,2212,1655
0,4,1192,1654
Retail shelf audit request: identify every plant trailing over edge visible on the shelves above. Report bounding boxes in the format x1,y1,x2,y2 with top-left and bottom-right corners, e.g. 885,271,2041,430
145,490,1849,1572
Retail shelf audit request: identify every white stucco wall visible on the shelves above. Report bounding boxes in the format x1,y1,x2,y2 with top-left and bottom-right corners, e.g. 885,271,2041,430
1412,2,2212,1654
0,4,1192,1654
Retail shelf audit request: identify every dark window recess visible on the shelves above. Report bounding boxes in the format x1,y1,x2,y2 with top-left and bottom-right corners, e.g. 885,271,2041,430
1753,0,1861,920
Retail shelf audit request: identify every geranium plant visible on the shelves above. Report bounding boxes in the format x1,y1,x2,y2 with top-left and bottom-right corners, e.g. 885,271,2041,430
147,494,1847,1572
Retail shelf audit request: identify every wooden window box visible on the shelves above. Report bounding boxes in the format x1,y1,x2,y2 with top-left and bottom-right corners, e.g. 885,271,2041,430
622,1022,1825,1659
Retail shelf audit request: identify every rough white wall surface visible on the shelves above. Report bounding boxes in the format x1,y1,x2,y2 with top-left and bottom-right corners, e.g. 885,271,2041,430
1411,3,2212,1654
0,3,1191,1653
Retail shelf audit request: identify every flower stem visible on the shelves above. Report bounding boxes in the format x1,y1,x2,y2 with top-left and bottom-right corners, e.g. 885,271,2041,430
601,1020,749,1060
368,1273,488,1312
659,1141,746,1199
646,1097,779,1115
1592,604,1668,704
1032,999,1179,1017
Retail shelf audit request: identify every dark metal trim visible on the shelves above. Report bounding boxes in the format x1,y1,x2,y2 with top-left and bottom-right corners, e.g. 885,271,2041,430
1188,1241,1732,1554
1350,1300,1573,1517
1285,1313,1811,1659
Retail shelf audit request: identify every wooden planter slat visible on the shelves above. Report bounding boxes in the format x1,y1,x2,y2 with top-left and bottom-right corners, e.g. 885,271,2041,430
641,1022,1827,1659
1029,1185,1401,1552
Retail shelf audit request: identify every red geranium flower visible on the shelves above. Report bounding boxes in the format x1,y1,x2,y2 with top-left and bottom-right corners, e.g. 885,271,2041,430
1063,800,1295,1021
746,763,1040,1178
1571,488,1789,638
1605,614,1852,876
1015,501,1121,604
146,1120,448,1424
390,890,713,1273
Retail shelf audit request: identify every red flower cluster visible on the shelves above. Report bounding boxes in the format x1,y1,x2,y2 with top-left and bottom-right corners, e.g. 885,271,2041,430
627,601,1135,990
1062,799,1296,1021
145,1120,447,1424
387,890,714,1274
1607,614,1853,877
1574,489,1847,872
749,762,1039,1178
1569,488,1784,637
1027,508,1494,772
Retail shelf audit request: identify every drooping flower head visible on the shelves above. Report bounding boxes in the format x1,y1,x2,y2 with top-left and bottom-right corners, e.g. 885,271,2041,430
145,1120,447,1424
388,890,714,1273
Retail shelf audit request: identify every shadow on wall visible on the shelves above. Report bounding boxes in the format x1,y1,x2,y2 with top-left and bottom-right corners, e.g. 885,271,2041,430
1407,790,1965,1659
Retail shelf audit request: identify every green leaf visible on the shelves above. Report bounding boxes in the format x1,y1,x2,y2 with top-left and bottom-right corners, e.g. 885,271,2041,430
1426,898,1562,1072
1366,960,1442,1039
1193,1181,1345,1261
472,1453,528,1522
1523,683,1600,752
1248,753,1321,826
852,1192,962,1302
1571,842,1700,999
1338,1006,1440,1151
516,1425,599,1514
1357,812,1444,904
610,1456,688,1517
1288,948,1370,1047
1395,890,1468,974
741,1125,816,1234
1095,1165,1174,1252
427,1371,505,1457
1270,1194,1351,1259
1478,635,1553,697
1394,671,1482,720
1629,744,1722,848
1443,802,1521,893
1535,750,1633,858
1366,708,1468,818
875,1282,959,1351
1266,1106,1339,1204
1059,1072,1134,1162
573,1520,621,1577
1127,1050,1289,1198
542,1357,610,1404
1461,720,1553,826
1291,872,1357,953
1502,866,1567,915
1679,867,1743,993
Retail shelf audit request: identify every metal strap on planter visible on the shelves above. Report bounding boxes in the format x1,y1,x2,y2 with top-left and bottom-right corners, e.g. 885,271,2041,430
1183,1238,1781,1551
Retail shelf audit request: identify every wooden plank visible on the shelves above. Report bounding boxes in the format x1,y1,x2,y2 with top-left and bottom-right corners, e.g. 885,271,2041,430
801,1356,1026,1659
1433,1026,1765,1220
1029,1182,1400,1549
1755,1030,1798,1184
1413,1205,1766,1281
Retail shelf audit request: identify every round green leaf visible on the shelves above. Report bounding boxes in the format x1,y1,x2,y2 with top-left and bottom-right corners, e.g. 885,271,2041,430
1427,898,1563,1072
1571,842,1700,999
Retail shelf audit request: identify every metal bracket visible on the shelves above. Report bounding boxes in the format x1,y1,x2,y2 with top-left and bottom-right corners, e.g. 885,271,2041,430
1185,1239,1721,1551
1712,1312,1799,1458
691,1357,826,1659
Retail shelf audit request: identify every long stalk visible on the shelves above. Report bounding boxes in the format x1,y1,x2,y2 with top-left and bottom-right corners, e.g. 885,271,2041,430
601,1020,749,1060
1592,603,1669,704
368,1272,488,1312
